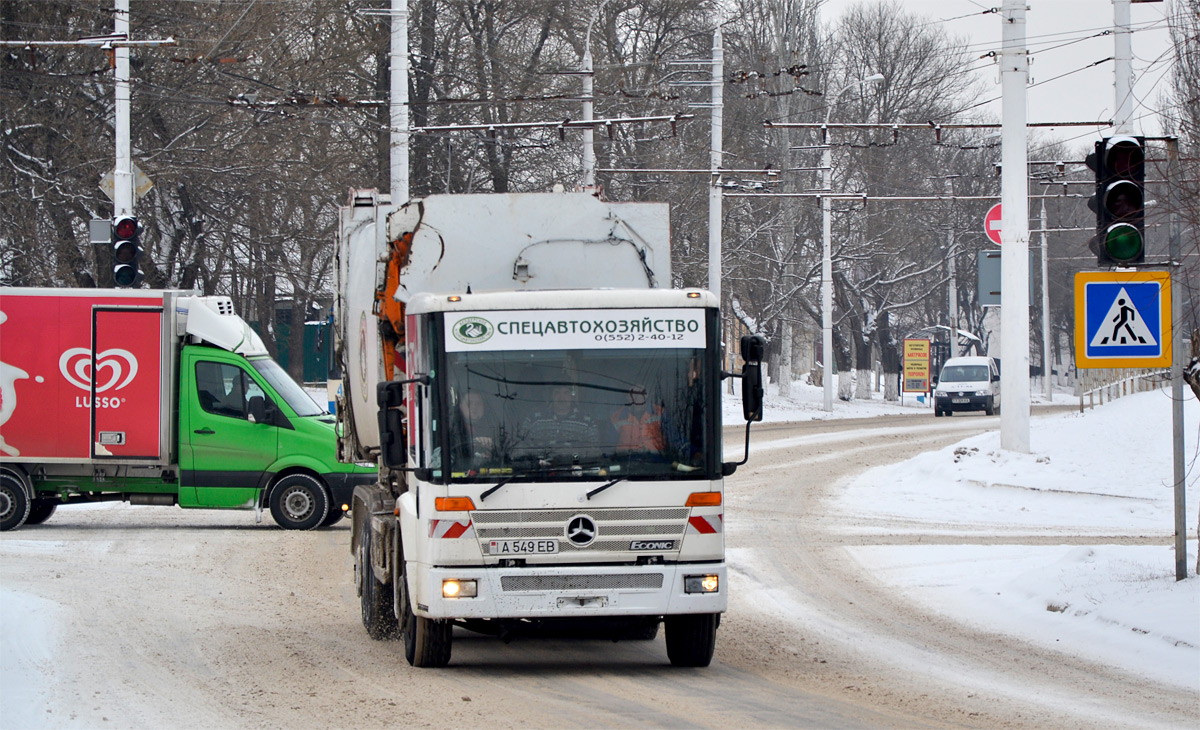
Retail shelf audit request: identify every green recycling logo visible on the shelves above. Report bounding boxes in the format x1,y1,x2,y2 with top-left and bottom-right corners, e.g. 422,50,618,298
452,316,494,345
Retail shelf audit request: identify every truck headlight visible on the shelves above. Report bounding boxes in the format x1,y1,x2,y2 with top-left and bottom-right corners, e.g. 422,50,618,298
442,579,477,598
684,574,719,594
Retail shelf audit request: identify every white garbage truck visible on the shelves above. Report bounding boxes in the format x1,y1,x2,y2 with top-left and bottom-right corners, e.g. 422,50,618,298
335,189,763,667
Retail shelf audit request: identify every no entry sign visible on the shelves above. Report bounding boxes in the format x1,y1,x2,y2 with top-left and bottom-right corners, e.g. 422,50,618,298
984,203,1002,245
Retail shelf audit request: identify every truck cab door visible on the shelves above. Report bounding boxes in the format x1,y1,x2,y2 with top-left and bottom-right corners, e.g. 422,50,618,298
180,353,280,507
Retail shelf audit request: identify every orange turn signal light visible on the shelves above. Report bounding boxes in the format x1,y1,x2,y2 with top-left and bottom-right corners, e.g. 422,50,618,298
685,492,721,507
435,497,476,512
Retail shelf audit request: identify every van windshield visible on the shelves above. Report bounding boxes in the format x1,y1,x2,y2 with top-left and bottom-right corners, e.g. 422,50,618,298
249,357,326,417
940,365,989,383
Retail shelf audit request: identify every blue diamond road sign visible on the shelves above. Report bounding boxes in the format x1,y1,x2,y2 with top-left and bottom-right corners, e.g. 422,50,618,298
1074,271,1171,368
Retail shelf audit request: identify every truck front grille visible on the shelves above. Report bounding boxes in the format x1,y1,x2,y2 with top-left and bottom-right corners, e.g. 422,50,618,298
500,573,664,592
472,507,689,555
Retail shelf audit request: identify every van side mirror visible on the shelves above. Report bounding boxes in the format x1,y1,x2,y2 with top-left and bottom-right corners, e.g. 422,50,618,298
247,395,267,424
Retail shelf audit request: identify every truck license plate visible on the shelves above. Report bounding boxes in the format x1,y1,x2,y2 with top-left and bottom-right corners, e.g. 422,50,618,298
489,539,558,555
952,398,970,404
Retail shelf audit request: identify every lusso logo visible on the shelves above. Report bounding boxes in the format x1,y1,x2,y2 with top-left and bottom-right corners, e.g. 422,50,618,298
59,348,139,393
451,317,494,345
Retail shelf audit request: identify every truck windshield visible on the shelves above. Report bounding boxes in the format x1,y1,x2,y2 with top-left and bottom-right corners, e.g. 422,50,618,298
444,347,709,481
249,358,326,417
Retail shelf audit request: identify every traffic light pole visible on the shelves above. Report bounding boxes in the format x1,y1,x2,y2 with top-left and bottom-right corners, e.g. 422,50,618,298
999,0,1031,454
113,0,133,218
1167,136,1187,580
1113,0,1134,135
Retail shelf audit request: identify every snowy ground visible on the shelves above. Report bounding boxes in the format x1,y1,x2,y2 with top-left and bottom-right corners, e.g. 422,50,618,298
732,376,1199,695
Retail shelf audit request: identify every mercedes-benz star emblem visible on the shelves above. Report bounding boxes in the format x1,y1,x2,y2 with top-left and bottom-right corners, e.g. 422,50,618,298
566,515,597,547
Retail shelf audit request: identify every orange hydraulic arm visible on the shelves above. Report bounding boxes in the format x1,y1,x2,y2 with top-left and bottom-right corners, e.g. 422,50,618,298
376,231,413,381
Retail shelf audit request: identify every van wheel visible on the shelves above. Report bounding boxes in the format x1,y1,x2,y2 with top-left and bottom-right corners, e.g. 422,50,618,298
0,472,31,532
665,613,718,667
934,407,944,417
985,398,995,416
398,543,452,667
269,474,329,530
358,530,399,640
25,499,58,526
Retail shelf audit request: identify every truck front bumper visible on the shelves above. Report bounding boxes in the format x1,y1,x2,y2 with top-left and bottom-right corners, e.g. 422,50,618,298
413,562,727,620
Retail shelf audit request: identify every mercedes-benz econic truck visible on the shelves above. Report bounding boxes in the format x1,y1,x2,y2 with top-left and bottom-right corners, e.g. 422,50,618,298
336,190,763,667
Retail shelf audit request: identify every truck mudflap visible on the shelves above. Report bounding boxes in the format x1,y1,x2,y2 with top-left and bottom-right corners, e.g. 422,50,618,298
324,471,379,513
408,562,727,620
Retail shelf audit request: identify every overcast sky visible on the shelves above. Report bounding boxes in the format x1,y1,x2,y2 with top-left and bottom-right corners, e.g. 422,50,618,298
821,0,1175,149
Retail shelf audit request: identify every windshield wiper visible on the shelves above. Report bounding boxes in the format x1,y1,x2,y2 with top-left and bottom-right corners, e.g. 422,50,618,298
479,476,515,502
586,477,626,500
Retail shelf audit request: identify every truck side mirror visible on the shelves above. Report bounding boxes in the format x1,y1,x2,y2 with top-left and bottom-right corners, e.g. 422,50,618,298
376,381,406,470
739,333,766,423
741,362,763,422
740,333,766,363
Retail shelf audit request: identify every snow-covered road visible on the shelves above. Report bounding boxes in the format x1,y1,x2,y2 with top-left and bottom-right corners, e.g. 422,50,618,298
1,385,1196,728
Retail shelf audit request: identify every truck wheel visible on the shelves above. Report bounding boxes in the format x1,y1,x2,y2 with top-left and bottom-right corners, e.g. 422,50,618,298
0,473,31,532
664,613,718,667
358,533,398,640
24,499,58,526
269,474,329,530
398,545,452,667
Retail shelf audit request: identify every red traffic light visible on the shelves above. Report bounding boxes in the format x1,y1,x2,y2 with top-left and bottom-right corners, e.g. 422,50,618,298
114,216,138,240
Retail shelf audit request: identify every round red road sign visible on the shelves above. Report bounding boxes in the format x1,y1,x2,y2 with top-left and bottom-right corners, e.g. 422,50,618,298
984,203,1002,245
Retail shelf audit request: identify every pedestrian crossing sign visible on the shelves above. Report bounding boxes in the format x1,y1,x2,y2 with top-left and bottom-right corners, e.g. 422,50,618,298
1075,271,1171,368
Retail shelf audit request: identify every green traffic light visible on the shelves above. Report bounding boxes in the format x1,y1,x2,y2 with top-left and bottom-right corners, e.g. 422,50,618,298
1104,223,1143,263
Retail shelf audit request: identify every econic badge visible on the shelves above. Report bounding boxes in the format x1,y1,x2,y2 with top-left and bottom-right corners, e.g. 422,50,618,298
1074,270,1171,368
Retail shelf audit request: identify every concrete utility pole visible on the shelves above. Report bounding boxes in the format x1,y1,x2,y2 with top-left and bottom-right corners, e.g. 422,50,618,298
390,0,409,202
1039,200,1052,401
945,175,958,341
708,28,723,304
1113,0,1135,134
821,73,884,412
113,0,133,217
581,45,596,189
999,0,1031,453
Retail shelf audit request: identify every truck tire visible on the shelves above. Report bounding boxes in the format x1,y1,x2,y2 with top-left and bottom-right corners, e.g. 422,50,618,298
358,532,399,640
398,545,452,667
24,499,58,526
0,472,31,532
664,613,718,667
269,474,330,530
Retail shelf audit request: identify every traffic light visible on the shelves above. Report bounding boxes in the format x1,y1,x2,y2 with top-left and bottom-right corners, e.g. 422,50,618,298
111,215,141,287
1086,135,1145,266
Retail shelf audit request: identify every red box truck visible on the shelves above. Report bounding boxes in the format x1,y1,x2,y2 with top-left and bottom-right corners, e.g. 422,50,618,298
0,288,374,531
